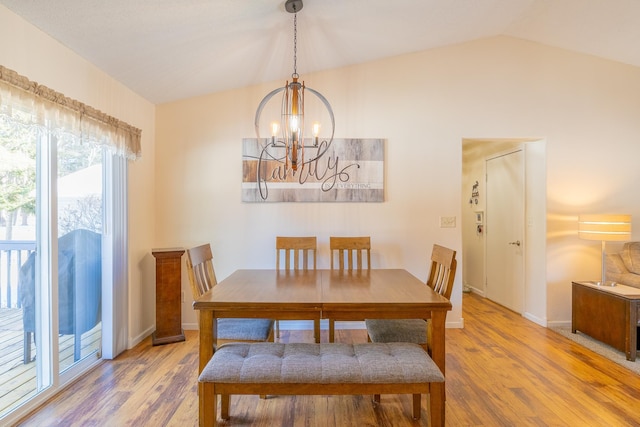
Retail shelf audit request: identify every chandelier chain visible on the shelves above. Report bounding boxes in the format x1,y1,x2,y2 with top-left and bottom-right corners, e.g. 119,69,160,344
292,13,298,78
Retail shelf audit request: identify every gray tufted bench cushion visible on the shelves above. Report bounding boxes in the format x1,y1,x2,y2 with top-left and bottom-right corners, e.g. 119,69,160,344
198,342,444,427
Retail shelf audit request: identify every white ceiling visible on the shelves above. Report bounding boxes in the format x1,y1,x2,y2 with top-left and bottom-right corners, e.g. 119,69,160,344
2,0,639,104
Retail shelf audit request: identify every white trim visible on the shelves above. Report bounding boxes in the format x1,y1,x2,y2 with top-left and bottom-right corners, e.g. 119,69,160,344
129,325,156,349
102,155,129,359
547,320,571,329
523,312,547,327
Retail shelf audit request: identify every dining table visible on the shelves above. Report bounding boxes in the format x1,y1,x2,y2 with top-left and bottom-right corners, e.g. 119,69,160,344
193,268,452,419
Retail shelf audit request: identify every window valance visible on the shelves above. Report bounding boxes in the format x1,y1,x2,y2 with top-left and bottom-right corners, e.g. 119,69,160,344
0,64,141,160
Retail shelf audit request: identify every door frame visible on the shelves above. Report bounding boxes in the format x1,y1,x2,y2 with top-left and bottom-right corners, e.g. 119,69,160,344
461,138,547,327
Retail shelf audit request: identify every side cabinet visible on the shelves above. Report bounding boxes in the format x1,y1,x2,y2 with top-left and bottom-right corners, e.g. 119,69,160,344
152,248,186,346
572,281,639,361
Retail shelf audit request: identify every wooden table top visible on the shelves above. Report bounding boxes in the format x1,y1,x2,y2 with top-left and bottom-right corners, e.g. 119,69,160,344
193,269,452,313
573,280,640,299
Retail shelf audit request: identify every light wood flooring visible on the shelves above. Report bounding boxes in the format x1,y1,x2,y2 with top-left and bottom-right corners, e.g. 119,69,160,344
15,293,640,426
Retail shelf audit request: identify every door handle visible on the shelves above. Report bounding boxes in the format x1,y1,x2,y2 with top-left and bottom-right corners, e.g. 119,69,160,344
508,240,521,246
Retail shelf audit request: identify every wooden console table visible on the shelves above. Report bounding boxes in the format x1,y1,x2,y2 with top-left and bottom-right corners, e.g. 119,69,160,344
152,248,186,346
572,281,640,361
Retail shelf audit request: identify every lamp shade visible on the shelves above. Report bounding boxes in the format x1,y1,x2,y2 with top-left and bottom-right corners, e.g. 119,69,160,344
578,214,632,241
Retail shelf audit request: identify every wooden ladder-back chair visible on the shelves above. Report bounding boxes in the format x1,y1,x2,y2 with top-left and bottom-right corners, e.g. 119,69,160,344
275,236,318,338
330,236,371,270
186,244,274,345
328,236,371,342
276,236,317,270
365,244,457,352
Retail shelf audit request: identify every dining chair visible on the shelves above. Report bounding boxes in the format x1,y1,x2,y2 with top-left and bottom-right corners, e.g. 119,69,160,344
329,236,371,270
276,236,317,270
328,236,371,342
275,236,319,338
365,244,457,353
186,243,275,345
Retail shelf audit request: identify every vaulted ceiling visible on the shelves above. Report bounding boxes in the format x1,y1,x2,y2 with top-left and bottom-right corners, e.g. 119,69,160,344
2,0,639,104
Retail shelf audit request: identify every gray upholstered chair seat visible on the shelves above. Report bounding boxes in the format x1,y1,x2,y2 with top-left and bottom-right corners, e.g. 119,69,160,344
186,243,274,345
365,319,428,344
366,244,457,351
199,342,444,384
217,318,274,342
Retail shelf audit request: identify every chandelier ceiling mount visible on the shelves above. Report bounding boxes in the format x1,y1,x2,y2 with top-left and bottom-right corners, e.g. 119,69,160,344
254,0,335,173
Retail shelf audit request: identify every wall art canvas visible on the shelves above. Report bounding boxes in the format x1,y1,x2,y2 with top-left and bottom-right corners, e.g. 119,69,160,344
242,138,384,202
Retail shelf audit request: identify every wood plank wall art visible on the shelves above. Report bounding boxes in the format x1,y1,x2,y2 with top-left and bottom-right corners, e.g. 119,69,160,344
242,138,384,202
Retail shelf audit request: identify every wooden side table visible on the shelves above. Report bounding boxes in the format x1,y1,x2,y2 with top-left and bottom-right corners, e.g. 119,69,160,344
572,281,640,361
152,248,186,346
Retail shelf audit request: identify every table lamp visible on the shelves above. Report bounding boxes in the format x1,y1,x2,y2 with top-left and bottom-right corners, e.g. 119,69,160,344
578,214,631,286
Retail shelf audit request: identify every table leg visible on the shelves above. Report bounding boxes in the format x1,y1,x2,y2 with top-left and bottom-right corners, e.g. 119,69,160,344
430,382,445,427
430,310,446,375
199,311,215,425
199,310,215,373
430,310,446,416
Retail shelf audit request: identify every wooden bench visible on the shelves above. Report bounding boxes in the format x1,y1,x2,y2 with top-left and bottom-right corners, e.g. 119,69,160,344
198,342,445,426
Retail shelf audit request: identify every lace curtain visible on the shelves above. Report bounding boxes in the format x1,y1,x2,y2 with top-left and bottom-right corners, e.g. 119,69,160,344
0,64,141,160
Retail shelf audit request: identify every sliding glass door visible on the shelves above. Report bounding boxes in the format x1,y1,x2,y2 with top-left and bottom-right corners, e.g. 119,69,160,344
0,127,115,421
0,118,42,414
1,65,135,424
55,137,104,373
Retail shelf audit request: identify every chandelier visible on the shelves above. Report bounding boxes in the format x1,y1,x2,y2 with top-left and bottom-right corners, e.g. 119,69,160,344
254,0,334,173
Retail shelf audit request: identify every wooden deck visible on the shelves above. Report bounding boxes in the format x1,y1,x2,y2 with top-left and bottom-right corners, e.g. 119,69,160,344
0,308,101,417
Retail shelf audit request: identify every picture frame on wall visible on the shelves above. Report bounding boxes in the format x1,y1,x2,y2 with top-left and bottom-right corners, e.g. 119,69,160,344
242,138,385,202
475,211,484,224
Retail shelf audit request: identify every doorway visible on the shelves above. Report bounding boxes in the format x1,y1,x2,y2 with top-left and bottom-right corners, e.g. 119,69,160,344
461,138,547,325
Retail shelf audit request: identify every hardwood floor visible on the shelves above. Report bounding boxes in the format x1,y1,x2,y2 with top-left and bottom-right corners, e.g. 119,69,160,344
15,293,640,426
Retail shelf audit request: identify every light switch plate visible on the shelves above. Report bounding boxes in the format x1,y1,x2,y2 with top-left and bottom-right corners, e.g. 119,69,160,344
440,216,456,228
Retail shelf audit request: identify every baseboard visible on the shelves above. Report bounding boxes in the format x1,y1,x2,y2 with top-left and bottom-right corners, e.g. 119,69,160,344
523,312,547,327
547,320,571,329
468,287,485,297
447,318,464,329
183,322,198,331
280,320,366,330
184,319,465,330
129,325,155,349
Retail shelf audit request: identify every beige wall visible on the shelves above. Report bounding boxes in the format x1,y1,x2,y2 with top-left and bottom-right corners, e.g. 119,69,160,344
158,36,640,329
0,6,157,349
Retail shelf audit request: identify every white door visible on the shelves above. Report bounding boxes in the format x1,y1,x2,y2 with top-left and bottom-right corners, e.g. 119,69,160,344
485,150,524,313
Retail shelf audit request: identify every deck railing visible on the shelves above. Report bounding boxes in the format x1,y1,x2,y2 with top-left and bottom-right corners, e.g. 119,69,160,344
0,240,36,309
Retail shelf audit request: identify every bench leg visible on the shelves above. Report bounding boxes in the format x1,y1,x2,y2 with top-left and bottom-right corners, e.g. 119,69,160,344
314,319,321,343
412,394,421,420
372,394,380,404
429,383,444,427
199,383,215,427
221,394,230,420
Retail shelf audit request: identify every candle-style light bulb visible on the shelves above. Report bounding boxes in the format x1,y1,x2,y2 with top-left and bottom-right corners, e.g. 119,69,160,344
312,122,320,146
271,122,279,144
